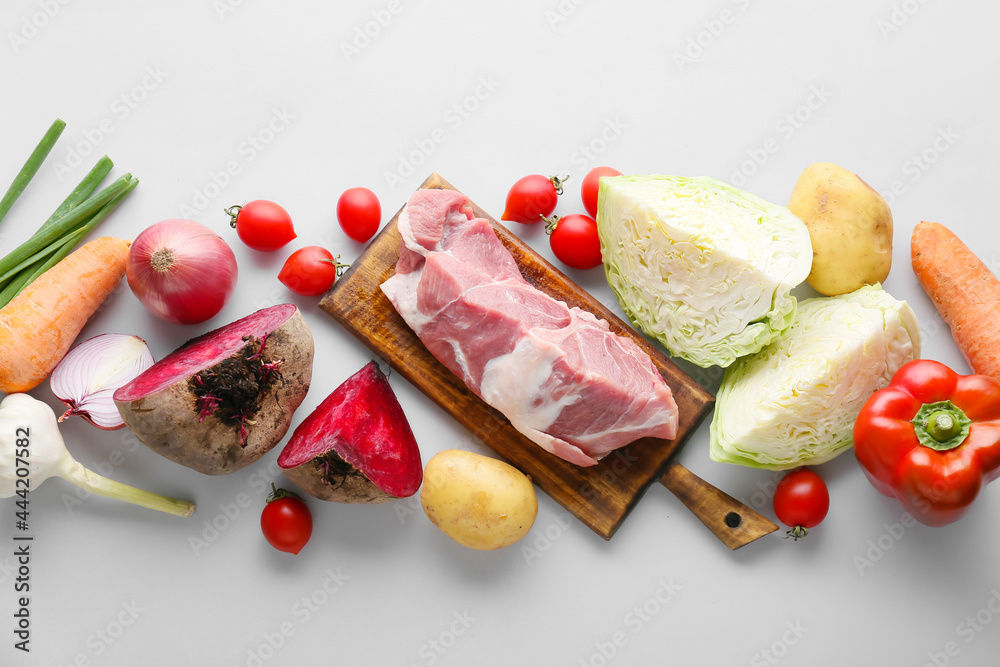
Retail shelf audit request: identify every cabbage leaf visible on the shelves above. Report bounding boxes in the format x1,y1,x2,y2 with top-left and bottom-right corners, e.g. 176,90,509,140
710,285,921,470
597,175,813,368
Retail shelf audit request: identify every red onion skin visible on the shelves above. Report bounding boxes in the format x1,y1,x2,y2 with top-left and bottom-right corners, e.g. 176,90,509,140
127,219,238,325
50,333,155,430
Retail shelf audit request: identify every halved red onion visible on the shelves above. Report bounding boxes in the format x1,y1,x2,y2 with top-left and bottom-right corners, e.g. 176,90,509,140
50,334,155,430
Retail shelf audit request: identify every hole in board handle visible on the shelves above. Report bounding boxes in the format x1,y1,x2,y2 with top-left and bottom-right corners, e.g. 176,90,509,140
724,512,742,528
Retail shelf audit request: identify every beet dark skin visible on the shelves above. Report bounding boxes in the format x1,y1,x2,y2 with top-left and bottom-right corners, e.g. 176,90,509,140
115,304,314,475
278,361,423,503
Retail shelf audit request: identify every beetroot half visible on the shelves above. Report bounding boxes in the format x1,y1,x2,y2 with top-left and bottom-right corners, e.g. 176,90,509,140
278,361,422,503
114,303,314,475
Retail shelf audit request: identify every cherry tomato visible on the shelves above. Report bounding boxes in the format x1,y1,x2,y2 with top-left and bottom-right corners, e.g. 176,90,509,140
226,200,296,251
278,246,346,296
773,468,830,540
261,484,313,555
502,174,566,224
581,166,622,219
546,214,602,270
337,187,382,243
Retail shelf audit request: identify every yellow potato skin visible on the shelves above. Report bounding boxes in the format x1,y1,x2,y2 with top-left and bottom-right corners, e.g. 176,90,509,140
421,450,538,550
788,162,893,296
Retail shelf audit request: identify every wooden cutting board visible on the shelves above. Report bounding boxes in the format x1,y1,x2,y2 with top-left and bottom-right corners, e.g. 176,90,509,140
320,174,775,546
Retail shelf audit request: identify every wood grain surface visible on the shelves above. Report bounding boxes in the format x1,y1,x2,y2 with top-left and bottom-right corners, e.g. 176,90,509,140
320,173,721,540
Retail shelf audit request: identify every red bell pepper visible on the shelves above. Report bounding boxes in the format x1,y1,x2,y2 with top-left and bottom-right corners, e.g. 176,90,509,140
854,359,1000,526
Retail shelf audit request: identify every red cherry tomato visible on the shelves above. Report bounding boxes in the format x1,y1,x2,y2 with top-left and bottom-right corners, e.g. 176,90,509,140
337,187,382,243
773,468,830,540
581,166,622,219
261,485,313,555
502,174,566,224
278,246,346,296
226,200,297,251
546,214,602,270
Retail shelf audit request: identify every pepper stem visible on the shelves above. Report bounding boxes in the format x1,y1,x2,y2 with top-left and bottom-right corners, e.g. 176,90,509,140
59,459,196,517
912,400,971,452
927,411,958,442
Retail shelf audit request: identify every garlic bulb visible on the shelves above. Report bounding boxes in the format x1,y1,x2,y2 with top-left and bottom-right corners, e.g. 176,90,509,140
0,393,194,517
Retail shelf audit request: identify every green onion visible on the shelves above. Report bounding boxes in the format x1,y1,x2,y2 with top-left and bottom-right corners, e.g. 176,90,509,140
0,173,132,279
0,177,139,308
0,119,65,225
0,155,114,288
0,121,137,309
39,155,114,232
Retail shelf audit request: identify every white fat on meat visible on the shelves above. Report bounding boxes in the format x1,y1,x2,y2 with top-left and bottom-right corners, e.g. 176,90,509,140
381,188,679,467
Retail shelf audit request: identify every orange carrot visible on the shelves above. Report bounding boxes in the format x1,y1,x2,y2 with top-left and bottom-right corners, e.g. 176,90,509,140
0,236,130,394
911,220,1000,379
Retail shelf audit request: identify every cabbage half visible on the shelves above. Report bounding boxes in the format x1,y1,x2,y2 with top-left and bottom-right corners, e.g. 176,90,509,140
597,175,812,368
710,285,921,470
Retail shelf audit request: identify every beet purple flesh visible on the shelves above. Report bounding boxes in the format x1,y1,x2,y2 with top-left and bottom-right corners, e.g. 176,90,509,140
115,304,296,402
114,303,314,475
278,361,423,502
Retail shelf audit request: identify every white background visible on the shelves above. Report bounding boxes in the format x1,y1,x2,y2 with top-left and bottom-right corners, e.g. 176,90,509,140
2,1,999,666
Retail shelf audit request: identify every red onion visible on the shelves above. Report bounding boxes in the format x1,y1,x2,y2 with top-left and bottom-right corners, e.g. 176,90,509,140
50,334,155,430
126,219,238,324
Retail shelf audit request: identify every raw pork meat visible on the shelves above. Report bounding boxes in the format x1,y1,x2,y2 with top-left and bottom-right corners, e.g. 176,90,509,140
380,189,678,466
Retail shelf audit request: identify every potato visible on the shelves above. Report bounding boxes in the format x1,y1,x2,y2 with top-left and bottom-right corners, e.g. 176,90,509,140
421,450,537,550
787,162,893,296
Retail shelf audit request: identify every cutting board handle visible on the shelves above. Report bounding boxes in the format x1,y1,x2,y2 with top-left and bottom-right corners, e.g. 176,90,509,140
660,464,778,550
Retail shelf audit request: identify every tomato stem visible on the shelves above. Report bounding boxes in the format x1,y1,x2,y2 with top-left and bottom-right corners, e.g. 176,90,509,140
549,174,569,196
541,214,560,235
784,526,808,541
224,204,243,228
266,482,301,504
320,254,351,277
